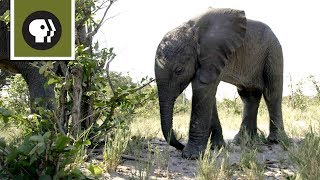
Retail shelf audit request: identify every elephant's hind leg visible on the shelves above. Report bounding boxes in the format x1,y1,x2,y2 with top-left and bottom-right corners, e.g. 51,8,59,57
234,88,262,144
263,43,287,143
263,82,286,143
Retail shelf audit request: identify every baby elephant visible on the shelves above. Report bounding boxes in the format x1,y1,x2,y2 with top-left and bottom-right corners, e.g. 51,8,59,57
154,8,286,159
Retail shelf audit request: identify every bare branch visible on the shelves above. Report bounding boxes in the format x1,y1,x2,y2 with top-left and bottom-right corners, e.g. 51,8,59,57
100,12,120,24
53,112,66,136
87,0,115,39
75,0,109,30
132,78,155,92
104,58,116,95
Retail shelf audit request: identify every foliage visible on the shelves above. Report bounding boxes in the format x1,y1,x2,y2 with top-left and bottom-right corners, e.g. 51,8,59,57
0,74,30,115
217,97,242,115
0,0,156,178
196,142,233,180
174,92,190,114
0,130,94,179
289,129,320,180
288,79,307,110
308,75,320,102
103,126,130,171
239,149,264,180
135,90,190,118
0,10,10,26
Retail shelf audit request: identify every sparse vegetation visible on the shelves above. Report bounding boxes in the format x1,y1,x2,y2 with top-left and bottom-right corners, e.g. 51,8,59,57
239,149,264,180
1,1,320,179
1,72,320,179
289,128,320,180
196,142,233,180
103,126,130,171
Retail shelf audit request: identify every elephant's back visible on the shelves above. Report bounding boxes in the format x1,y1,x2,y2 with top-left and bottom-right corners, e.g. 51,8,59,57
245,19,281,49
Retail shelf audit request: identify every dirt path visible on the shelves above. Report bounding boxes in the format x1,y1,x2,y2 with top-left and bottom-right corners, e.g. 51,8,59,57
93,131,298,179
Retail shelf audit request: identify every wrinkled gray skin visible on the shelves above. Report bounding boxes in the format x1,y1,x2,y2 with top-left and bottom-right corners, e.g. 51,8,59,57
0,0,55,111
155,8,286,159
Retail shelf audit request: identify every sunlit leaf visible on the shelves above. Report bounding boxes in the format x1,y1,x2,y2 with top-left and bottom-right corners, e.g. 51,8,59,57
87,164,102,176
55,134,72,151
47,78,59,85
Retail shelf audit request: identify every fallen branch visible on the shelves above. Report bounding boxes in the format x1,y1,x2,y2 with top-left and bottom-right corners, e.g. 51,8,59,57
121,154,152,164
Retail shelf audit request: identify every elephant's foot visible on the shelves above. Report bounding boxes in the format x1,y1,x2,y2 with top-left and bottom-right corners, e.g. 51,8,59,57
233,130,259,145
181,139,225,159
182,142,206,160
267,130,288,144
210,135,225,150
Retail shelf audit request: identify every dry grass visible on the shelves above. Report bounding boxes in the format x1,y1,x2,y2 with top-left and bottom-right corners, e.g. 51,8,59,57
130,113,190,140
289,127,320,179
128,99,320,179
131,101,320,141
196,142,233,180
238,149,264,180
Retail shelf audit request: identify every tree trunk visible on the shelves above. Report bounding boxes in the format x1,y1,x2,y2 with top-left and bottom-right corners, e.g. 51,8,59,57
71,66,83,137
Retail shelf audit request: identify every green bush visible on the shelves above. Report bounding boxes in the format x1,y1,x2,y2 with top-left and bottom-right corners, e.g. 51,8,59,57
0,131,92,179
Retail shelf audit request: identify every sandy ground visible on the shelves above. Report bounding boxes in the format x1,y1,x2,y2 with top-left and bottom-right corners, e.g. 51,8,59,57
92,130,298,179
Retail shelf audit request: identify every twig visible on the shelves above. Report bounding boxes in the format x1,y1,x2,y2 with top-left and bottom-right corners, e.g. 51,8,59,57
131,79,155,93
100,12,120,25
76,0,109,30
104,58,116,95
87,0,115,39
121,154,151,164
53,112,66,136
58,76,68,132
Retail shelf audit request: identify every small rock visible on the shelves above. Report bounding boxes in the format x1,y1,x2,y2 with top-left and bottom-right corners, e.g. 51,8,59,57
265,159,279,164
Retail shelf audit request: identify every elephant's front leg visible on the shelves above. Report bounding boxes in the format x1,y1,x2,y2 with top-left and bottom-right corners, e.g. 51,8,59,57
234,89,262,143
210,99,225,149
182,81,221,159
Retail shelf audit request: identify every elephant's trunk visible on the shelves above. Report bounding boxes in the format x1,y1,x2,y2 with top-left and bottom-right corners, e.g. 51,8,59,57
158,94,185,151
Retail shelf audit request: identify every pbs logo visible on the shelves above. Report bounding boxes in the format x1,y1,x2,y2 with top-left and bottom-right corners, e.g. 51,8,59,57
22,11,62,50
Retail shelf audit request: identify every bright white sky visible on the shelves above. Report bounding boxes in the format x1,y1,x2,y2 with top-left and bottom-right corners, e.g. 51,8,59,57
94,0,320,99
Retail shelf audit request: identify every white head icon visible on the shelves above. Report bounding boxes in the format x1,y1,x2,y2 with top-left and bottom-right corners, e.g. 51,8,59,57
29,19,56,43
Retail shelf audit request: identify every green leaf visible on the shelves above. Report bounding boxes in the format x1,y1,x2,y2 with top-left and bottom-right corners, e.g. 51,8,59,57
55,134,71,151
70,168,84,177
83,140,91,146
47,62,54,69
3,116,9,123
39,175,52,180
94,41,99,51
30,135,44,143
39,66,46,74
29,142,46,156
12,175,27,180
87,164,102,176
0,10,10,25
6,149,18,162
95,102,105,107
47,78,59,85
0,137,6,148
17,137,33,155
0,108,13,117
43,131,51,141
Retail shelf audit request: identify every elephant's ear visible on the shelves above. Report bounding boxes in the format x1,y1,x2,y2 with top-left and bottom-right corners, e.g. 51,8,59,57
196,8,247,84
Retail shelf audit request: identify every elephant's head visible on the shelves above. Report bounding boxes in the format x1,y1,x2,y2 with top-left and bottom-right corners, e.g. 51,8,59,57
154,8,246,150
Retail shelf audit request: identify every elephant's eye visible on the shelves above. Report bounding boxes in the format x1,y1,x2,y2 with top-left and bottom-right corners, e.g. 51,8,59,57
175,67,184,75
